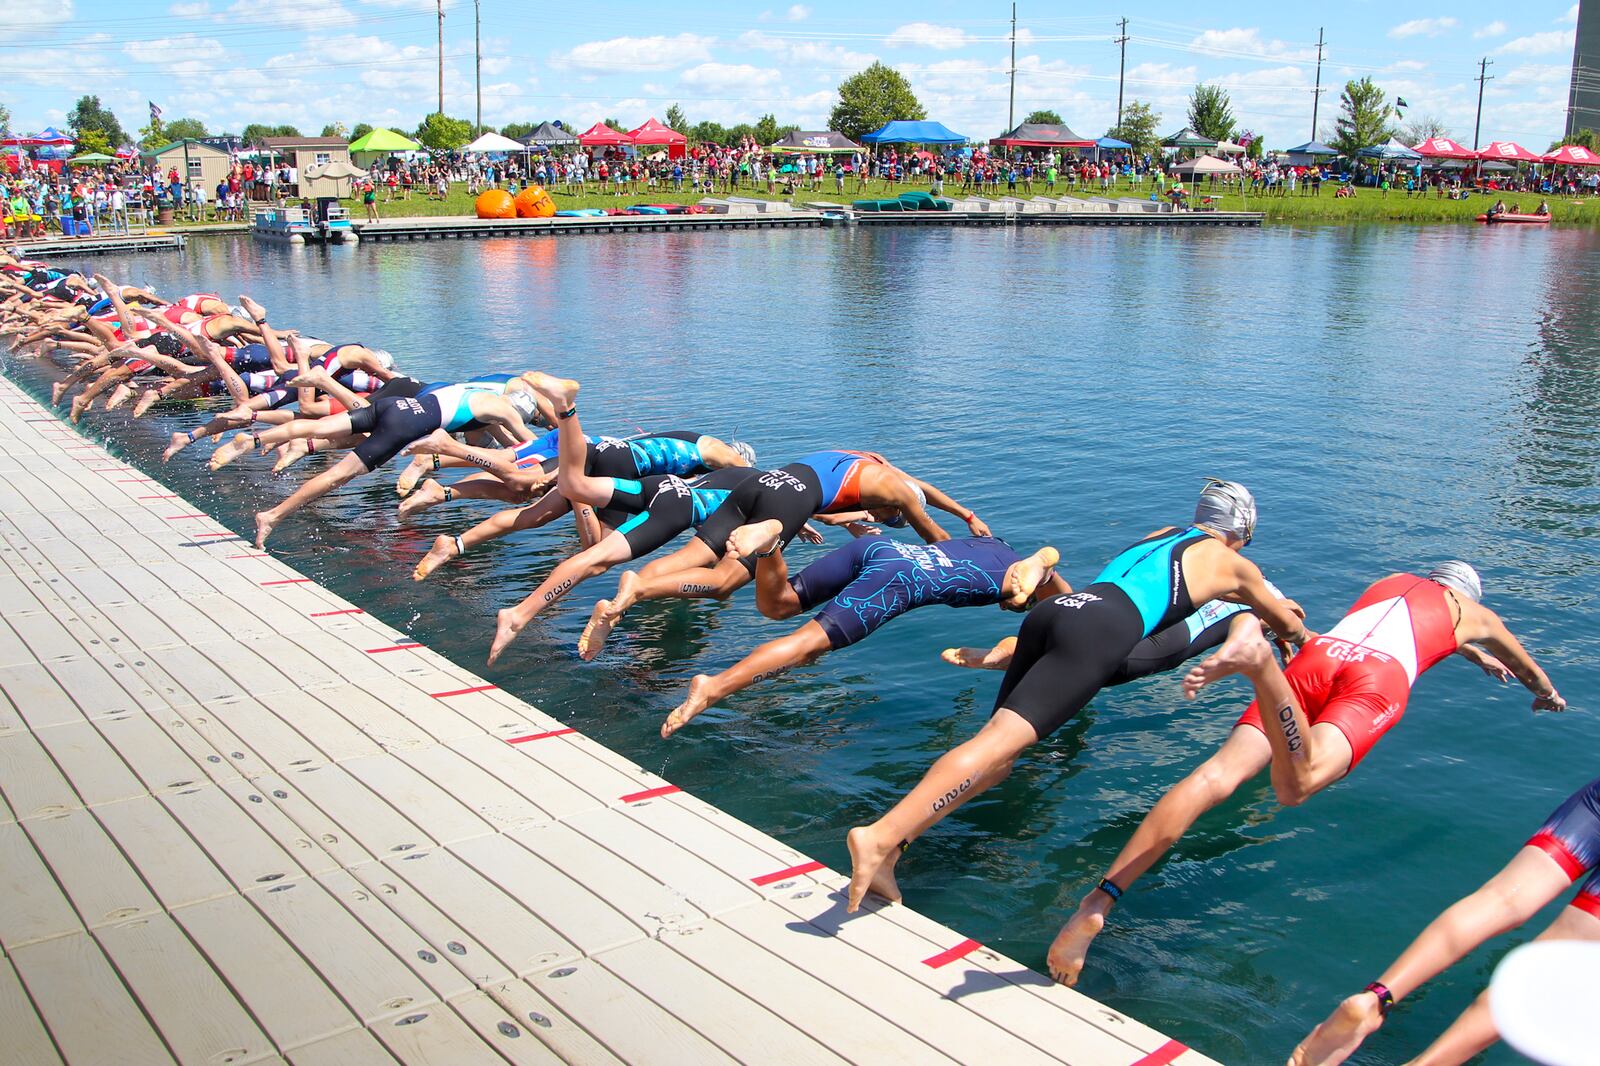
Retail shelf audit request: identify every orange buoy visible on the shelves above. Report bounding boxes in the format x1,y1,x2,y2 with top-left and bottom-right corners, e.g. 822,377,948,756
475,189,516,219
514,186,556,218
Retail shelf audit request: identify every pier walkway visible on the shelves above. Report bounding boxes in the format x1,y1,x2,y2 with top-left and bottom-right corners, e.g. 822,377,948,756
0,371,1216,1066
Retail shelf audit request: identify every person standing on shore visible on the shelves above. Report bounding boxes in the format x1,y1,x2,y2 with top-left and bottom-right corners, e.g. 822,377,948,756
1045,562,1564,989
362,179,378,223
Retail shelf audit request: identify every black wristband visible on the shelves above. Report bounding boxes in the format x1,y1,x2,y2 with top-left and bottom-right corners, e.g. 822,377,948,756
1097,877,1124,902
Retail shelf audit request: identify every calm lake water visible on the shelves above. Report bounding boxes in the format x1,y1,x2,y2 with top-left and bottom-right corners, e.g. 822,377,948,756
9,223,1598,1064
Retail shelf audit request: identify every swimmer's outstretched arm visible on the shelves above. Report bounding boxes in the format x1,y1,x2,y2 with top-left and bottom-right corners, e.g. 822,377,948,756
1453,604,1564,711
164,318,249,406
900,471,991,537
1456,643,1513,681
401,433,551,493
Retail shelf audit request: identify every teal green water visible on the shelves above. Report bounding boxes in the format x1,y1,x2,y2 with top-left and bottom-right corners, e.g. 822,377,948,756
9,225,1598,1063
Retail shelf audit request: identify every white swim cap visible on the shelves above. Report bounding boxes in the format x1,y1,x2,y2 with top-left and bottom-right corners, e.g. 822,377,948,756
1195,478,1256,545
229,305,249,320
882,480,926,528
372,348,395,370
1429,561,1482,602
508,390,538,420
730,440,756,466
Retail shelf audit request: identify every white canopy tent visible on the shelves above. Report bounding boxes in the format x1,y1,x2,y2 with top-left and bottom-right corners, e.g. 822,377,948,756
1171,153,1242,176
1213,140,1248,155
463,131,526,154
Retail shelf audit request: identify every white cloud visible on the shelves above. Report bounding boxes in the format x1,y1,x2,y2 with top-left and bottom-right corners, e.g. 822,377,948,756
0,0,74,38
557,33,715,72
1559,3,1579,22
168,0,211,15
1501,62,1571,86
1473,21,1507,39
679,62,781,92
737,30,876,72
226,0,354,29
1388,17,1458,39
122,35,229,78
1188,28,1317,61
886,23,971,50
1500,28,1576,54
1387,59,1429,71
785,4,810,19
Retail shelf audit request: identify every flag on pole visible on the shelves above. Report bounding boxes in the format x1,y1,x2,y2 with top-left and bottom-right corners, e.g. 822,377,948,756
149,101,163,123
1395,96,1408,115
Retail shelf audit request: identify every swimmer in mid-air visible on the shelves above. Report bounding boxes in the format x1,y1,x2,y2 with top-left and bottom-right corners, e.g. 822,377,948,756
1291,771,1596,1066
659,527,1066,738
1047,561,1564,990
842,480,1307,914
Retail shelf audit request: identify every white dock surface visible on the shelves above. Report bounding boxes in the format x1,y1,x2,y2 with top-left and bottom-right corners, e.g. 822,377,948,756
0,371,1217,1066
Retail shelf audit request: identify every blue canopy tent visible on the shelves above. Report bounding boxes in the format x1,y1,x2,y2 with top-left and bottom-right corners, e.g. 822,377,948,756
1286,141,1338,156
1096,136,1131,149
860,120,967,144
1357,138,1422,160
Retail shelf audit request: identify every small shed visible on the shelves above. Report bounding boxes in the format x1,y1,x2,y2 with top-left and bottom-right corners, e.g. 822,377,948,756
260,136,351,176
144,138,231,191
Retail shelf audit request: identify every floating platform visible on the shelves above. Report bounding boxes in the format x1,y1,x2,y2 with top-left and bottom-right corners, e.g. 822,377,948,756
0,371,1217,1066
9,232,187,257
352,209,1260,242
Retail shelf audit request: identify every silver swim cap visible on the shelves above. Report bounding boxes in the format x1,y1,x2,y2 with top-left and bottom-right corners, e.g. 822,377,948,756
1194,478,1257,545
1428,560,1482,602
882,480,926,528
229,304,249,320
729,440,756,466
507,390,538,420
372,348,395,370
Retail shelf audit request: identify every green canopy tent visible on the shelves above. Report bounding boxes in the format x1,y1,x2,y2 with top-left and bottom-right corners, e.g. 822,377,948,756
348,127,420,171
1162,127,1219,150
67,152,116,165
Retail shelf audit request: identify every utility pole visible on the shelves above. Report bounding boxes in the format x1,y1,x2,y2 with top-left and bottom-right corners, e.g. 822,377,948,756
1008,3,1018,131
436,0,445,117
1473,57,1494,149
1311,27,1325,141
1115,17,1129,128
474,0,482,133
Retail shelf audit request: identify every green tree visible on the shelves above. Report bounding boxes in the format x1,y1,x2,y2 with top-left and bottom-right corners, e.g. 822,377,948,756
753,113,795,145
74,128,113,155
1331,77,1393,158
689,120,729,144
664,104,687,132
0,100,10,133
66,95,127,150
828,61,926,142
320,121,349,138
1186,84,1236,143
1023,109,1062,124
351,122,374,141
240,123,302,143
414,112,472,150
1106,100,1160,155
500,121,538,139
603,117,622,132
162,117,209,141
1400,115,1451,145
1549,128,1599,151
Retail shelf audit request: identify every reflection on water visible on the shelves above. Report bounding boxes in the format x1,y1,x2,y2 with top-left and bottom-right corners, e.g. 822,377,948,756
8,223,1598,1064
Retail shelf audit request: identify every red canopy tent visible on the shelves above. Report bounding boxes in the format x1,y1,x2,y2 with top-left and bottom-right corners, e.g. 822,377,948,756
626,117,687,159
1478,141,1543,162
1544,144,1600,166
1412,136,1477,160
577,122,630,148
1,132,46,147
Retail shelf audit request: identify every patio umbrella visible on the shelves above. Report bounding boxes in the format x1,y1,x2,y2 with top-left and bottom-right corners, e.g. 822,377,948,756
1478,141,1542,163
1412,136,1476,160
347,127,420,153
1544,144,1600,166
1162,127,1218,149
68,152,116,164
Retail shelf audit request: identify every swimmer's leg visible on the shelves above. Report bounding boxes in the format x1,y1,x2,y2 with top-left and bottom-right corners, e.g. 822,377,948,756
488,531,633,664
1046,725,1271,986
1290,845,1581,1066
414,492,572,582
845,708,1039,912
663,620,831,738
255,451,369,548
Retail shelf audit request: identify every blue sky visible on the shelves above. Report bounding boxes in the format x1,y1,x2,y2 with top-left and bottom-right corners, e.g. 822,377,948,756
0,0,1582,149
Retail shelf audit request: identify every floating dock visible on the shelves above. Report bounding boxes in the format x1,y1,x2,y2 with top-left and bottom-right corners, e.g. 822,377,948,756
10,233,187,257
0,370,1216,1065
351,209,1260,242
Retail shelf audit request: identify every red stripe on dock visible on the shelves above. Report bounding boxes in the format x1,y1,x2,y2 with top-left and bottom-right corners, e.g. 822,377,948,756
921,938,981,969
309,608,364,617
1128,1039,1188,1066
138,494,177,500
194,532,236,539
65,444,100,450
116,477,155,483
164,513,206,520
260,578,311,586
619,785,681,803
365,642,422,654
227,553,269,560
506,727,575,744
430,683,498,698
751,860,825,886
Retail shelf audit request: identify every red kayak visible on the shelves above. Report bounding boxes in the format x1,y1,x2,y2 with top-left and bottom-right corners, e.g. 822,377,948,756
1477,213,1551,224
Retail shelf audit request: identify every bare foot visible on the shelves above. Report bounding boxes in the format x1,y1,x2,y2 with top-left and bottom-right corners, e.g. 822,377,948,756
845,826,901,913
395,454,432,496
522,371,579,412
288,366,335,392
941,635,1017,670
68,395,88,423
487,607,525,665
1005,546,1060,608
398,479,447,520
1046,907,1107,986
271,440,310,472
413,534,459,582
578,579,636,662
50,381,68,404
104,383,133,411
209,432,255,470
162,430,192,462
1289,994,1385,1066
726,518,783,561
131,388,161,418
1182,614,1273,698
401,428,455,459
237,295,266,321
662,675,717,738
254,511,277,549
